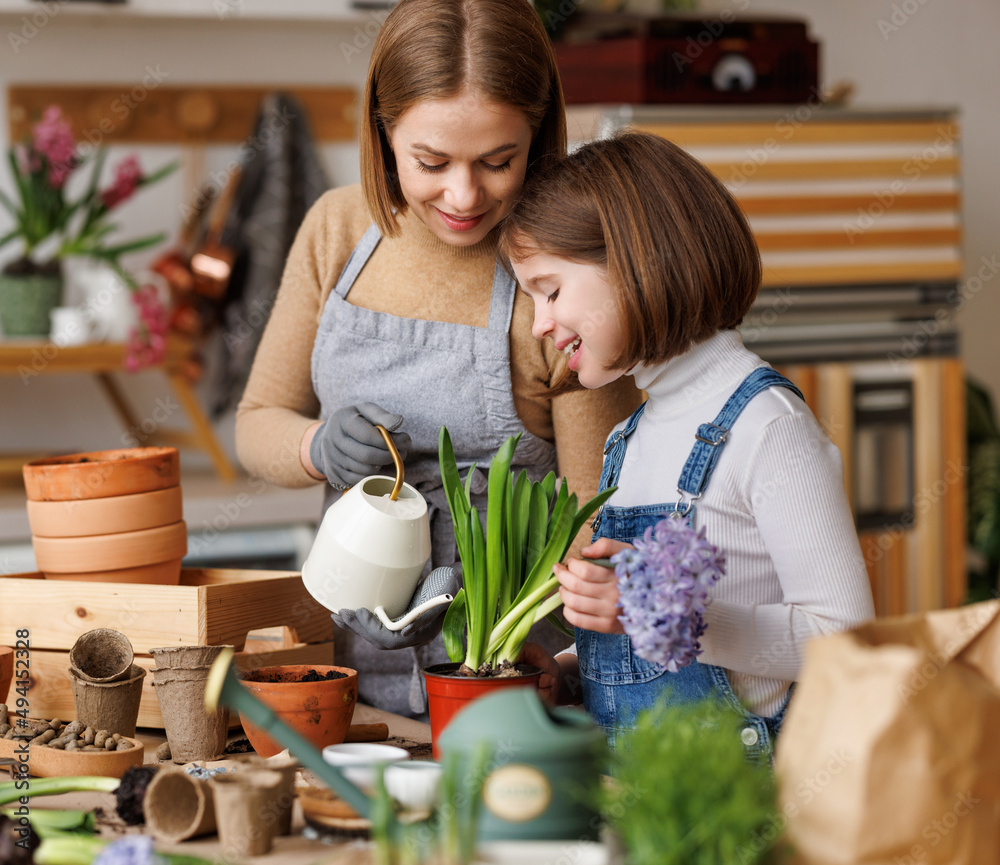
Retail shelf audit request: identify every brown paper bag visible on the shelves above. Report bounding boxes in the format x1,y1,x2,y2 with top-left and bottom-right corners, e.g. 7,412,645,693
774,600,1000,865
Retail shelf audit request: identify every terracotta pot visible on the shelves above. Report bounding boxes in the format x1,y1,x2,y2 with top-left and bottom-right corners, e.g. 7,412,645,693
26,485,183,538
40,558,183,585
32,520,187,576
0,647,13,705
69,628,134,683
22,446,180,502
237,664,358,759
422,662,543,760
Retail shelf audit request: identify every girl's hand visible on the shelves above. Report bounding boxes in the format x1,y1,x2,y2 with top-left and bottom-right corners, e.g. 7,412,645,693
554,538,632,634
517,641,560,705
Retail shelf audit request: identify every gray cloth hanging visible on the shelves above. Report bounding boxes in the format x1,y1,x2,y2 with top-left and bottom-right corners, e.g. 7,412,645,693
205,91,330,418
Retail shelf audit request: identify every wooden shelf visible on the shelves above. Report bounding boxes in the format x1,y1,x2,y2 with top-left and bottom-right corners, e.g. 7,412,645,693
0,336,237,483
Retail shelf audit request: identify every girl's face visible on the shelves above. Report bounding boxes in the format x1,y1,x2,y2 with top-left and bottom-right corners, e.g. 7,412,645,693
512,251,628,390
388,91,533,247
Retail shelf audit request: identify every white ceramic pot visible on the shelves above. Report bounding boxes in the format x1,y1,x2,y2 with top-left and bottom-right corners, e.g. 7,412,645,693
301,476,435,621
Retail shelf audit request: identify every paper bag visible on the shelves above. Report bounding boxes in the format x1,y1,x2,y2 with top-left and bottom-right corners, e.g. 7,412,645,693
774,600,1000,865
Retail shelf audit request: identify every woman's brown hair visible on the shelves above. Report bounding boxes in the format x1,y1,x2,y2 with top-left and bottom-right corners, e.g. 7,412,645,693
361,0,566,236
500,130,761,374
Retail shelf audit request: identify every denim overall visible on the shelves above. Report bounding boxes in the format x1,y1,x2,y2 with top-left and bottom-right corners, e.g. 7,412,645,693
580,367,803,759
311,224,559,716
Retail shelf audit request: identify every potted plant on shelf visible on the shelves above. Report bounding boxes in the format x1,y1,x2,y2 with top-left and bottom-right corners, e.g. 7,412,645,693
423,427,616,750
0,104,176,345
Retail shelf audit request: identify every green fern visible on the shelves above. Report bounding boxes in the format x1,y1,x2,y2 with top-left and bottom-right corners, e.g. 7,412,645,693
599,697,785,865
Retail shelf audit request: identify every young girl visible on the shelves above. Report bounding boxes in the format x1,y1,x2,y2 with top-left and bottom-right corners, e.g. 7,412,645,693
500,131,875,755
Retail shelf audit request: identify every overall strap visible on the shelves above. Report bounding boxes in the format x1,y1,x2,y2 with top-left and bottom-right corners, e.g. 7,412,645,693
486,259,518,333
675,367,804,514
598,401,647,493
334,224,382,299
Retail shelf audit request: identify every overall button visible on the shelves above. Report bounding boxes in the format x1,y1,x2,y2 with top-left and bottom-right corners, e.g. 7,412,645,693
740,727,759,747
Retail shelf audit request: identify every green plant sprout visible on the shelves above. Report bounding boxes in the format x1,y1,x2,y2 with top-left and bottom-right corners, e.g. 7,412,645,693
439,427,616,674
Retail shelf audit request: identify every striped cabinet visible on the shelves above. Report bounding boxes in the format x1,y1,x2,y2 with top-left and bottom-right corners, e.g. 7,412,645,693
568,106,966,616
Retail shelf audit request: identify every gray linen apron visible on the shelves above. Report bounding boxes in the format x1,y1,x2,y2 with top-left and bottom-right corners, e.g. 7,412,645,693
311,224,562,717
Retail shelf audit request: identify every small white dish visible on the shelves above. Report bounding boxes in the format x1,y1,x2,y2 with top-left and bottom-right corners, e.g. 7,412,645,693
384,761,443,812
321,742,410,792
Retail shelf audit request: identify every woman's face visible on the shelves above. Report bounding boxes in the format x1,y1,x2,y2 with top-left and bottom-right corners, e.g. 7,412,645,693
512,251,628,390
388,91,533,247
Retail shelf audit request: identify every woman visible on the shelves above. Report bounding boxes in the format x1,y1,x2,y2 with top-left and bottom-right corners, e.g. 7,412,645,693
235,0,641,718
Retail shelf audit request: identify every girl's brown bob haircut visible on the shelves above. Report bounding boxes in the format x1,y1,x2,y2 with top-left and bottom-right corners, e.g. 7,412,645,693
500,131,762,372
361,0,566,237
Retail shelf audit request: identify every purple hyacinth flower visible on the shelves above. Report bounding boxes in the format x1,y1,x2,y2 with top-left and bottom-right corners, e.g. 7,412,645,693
611,518,725,672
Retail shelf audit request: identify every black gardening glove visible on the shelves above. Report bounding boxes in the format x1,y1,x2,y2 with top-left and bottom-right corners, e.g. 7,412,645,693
309,403,412,490
332,567,459,650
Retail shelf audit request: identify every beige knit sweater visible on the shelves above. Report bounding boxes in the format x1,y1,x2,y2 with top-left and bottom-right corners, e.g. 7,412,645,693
235,185,641,528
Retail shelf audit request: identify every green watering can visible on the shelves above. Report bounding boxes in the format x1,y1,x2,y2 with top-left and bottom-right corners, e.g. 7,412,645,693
438,688,606,842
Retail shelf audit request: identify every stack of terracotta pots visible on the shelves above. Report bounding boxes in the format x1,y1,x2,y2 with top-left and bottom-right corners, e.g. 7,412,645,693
23,446,187,584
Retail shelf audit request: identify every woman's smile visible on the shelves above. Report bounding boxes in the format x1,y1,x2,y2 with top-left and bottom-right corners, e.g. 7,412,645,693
389,91,533,247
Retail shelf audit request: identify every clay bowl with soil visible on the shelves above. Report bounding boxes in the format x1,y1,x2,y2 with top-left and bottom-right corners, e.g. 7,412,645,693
236,665,358,759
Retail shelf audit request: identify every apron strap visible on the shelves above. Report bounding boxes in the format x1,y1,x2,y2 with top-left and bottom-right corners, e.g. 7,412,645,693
676,367,804,505
334,224,382,299
486,259,517,333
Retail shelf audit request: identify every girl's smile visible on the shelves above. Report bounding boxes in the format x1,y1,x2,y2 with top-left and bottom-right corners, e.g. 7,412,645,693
389,91,533,247
512,252,627,389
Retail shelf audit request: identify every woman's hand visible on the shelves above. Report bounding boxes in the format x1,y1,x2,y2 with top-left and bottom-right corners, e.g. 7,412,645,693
554,537,632,634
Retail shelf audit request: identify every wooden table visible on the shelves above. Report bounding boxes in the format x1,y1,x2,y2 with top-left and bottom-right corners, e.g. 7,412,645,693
0,335,237,482
32,704,430,865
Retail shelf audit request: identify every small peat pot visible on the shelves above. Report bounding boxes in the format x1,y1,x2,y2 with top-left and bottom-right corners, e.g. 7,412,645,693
422,662,543,760
143,768,217,844
150,645,234,764
236,664,358,758
69,628,134,684
69,663,147,737
22,446,180,502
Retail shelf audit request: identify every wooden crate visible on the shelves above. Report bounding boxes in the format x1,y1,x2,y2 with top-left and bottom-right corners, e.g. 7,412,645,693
0,568,333,652
0,568,336,729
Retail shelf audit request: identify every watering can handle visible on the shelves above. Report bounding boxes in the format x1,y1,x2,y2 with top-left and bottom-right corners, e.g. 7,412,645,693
375,424,404,501
374,593,454,631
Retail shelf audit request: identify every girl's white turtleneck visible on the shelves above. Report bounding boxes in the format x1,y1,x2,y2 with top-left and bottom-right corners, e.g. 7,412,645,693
569,329,875,718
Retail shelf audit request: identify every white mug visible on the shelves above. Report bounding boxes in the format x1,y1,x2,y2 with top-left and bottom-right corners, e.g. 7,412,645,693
49,306,91,347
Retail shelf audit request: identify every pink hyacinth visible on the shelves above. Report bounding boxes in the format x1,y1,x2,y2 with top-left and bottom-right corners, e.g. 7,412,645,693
124,284,171,372
32,105,76,189
101,156,143,209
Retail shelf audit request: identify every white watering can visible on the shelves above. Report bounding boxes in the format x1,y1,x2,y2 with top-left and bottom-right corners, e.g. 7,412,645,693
301,426,453,630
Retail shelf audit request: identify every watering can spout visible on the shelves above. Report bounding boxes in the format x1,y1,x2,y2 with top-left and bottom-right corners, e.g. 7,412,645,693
374,592,454,631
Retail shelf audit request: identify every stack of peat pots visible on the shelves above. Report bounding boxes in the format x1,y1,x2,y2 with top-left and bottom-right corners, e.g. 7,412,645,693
23,446,187,584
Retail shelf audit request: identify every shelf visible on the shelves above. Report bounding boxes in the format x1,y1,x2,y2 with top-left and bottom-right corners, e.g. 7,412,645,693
0,0,397,21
